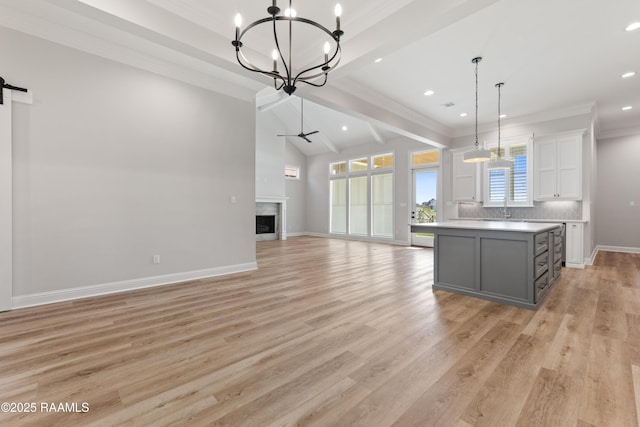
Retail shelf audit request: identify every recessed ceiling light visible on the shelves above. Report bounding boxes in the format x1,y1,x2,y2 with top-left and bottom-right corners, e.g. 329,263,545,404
622,106,633,111
374,58,383,63
626,22,640,31
342,125,348,131
423,90,435,96
622,71,636,78
499,114,507,119
460,113,468,117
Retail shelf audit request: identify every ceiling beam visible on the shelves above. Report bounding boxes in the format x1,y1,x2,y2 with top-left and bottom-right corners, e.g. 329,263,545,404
366,122,384,145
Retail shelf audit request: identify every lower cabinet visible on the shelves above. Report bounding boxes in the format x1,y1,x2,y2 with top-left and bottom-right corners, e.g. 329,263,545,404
565,222,584,267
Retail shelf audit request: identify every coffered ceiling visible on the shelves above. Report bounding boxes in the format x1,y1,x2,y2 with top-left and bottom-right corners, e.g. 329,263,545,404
1,0,639,156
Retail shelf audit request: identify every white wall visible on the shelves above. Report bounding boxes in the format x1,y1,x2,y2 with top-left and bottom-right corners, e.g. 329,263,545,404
255,110,286,198
306,137,435,243
2,27,256,303
596,133,640,249
284,142,307,235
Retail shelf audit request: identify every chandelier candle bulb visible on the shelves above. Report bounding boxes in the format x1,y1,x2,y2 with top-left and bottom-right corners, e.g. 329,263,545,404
234,13,242,40
272,49,279,72
324,42,330,63
335,4,342,31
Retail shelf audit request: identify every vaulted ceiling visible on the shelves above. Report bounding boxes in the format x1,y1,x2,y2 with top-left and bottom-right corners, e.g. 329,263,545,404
1,0,639,156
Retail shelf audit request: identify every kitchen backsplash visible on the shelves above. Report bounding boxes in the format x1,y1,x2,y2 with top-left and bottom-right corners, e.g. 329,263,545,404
458,201,582,220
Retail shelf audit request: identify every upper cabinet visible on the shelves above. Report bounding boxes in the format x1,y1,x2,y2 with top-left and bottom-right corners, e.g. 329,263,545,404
533,131,583,201
452,149,482,202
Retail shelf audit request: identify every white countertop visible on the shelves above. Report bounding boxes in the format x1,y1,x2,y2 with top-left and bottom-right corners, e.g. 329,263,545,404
458,217,588,223
411,220,563,233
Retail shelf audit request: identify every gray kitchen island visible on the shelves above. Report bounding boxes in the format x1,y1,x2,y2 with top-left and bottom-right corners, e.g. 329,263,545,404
411,221,563,309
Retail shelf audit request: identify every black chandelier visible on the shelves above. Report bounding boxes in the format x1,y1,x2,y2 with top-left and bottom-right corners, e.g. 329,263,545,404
232,1,344,96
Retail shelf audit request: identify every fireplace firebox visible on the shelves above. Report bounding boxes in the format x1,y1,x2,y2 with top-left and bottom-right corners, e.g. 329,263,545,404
256,215,276,234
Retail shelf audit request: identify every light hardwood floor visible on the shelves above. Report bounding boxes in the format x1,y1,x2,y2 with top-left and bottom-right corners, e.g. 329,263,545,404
1,236,639,426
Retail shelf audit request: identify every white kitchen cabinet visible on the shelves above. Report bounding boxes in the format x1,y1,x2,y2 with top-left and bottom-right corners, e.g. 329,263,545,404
534,131,583,200
565,222,584,268
452,150,482,202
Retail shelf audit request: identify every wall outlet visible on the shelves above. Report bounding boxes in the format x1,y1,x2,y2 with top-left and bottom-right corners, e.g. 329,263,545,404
231,196,237,204
152,255,161,264
630,201,636,207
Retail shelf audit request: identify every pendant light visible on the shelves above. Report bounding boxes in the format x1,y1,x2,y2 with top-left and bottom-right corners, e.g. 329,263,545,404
488,82,511,170
464,57,491,163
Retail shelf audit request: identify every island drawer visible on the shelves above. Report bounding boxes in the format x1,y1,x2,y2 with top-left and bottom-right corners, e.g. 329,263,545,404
535,272,550,302
535,232,549,256
535,252,549,278
553,243,562,263
553,259,562,279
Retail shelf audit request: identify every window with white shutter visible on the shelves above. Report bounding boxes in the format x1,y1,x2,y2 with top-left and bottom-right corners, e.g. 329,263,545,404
483,136,533,207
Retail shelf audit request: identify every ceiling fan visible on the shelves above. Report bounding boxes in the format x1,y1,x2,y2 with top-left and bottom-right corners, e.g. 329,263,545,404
277,98,319,143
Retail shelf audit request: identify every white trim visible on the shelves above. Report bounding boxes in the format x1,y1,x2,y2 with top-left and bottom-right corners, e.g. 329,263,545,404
12,89,33,105
581,245,640,269
586,247,598,266
453,104,594,138
11,262,258,310
301,232,410,247
565,262,585,269
0,89,12,311
595,245,640,254
598,126,640,140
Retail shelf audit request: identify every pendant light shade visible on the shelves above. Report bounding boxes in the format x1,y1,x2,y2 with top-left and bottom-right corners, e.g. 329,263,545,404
488,158,511,169
464,57,491,163
464,150,493,163
488,82,510,170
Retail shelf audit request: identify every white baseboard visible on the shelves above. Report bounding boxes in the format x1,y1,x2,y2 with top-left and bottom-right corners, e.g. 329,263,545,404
11,262,258,310
285,232,308,237
294,232,410,247
585,247,598,266
566,262,585,269
586,245,640,268
595,245,640,254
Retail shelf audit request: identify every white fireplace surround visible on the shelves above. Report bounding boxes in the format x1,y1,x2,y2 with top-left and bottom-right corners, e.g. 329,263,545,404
256,197,288,240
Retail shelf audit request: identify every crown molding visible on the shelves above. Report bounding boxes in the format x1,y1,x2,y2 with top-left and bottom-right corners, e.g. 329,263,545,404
597,125,640,140
452,102,596,138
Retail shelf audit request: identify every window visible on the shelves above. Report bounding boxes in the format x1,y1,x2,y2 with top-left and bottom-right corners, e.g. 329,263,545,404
330,179,347,234
329,153,394,239
483,136,533,207
372,173,393,237
349,158,368,172
349,176,368,235
285,166,300,180
412,150,440,167
372,153,393,169
330,161,347,175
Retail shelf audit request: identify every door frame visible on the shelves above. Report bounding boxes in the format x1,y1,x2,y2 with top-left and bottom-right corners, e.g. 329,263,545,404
0,88,13,311
1,87,33,311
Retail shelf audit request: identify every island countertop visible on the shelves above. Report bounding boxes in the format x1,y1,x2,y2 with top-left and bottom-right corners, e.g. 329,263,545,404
411,220,563,233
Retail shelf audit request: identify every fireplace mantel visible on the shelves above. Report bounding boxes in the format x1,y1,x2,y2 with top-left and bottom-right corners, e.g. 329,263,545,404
256,197,289,240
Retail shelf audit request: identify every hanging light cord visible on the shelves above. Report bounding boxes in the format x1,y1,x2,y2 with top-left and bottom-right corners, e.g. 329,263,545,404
474,59,479,148
497,83,501,159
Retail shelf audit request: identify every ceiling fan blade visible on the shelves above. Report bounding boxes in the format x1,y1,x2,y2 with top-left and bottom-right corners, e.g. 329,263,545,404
277,134,298,137
302,136,312,143
303,130,319,137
